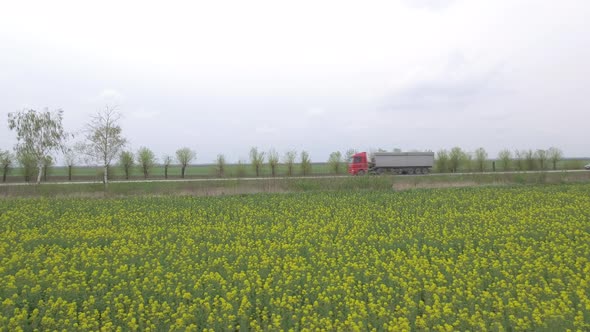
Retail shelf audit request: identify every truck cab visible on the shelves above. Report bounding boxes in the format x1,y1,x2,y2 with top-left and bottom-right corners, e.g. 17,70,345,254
348,152,369,175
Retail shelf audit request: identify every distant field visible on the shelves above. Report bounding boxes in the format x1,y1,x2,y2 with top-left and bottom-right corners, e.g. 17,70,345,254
2,163,336,182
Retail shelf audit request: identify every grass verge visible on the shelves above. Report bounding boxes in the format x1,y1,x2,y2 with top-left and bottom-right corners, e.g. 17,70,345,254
1,171,589,198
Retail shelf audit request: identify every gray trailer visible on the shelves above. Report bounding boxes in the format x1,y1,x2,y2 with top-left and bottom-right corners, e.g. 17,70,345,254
370,152,434,174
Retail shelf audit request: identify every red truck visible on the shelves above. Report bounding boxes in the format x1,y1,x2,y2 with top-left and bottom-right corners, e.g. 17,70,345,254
348,151,434,175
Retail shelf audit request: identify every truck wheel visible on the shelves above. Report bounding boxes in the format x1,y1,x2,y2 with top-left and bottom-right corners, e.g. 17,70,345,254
357,170,366,176
376,168,384,175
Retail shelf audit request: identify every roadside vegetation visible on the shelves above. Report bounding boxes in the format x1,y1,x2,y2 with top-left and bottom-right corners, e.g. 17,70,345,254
1,109,588,185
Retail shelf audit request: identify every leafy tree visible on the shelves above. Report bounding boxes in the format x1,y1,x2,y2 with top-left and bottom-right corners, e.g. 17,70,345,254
17,152,37,182
524,149,536,170
548,147,563,170
137,147,156,179
119,151,135,180
449,147,464,173
328,151,343,174
267,149,279,177
81,106,127,185
162,155,173,179
8,108,69,184
0,150,13,182
236,160,247,178
514,150,525,171
435,149,449,173
463,152,474,173
249,147,265,177
215,154,226,178
474,147,488,172
535,149,547,170
283,150,297,177
300,150,312,176
42,156,53,182
176,147,196,179
498,149,512,171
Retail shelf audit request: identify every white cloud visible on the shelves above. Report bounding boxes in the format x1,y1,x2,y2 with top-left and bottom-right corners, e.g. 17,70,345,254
1,0,589,160
306,107,326,117
93,89,124,105
402,0,456,10
255,126,279,135
130,110,160,120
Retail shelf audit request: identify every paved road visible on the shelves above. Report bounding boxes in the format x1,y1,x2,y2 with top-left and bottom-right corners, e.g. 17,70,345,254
0,169,587,186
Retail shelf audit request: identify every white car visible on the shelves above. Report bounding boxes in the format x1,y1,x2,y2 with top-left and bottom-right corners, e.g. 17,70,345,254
585,163,590,170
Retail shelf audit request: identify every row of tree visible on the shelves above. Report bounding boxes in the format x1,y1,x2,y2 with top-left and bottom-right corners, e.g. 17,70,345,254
434,147,563,173
1,107,569,184
1,107,327,183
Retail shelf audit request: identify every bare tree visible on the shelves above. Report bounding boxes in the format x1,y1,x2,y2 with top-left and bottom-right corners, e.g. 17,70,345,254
137,147,156,179
283,150,297,177
119,151,135,180
328,151,343,174
249,147,265,177
435,149,449,173
548,147,563,170
162,155,173,179
215,154,226,178
498,149,512,171
0,150,13,182
267,149,279,177
535,149,548,170
81,106,127,185
176,147,196,178
474,147,488,172
8,108,69,184
300,150,312,176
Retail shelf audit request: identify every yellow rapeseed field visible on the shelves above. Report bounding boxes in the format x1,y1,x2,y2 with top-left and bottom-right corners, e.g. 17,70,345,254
0,184,589,331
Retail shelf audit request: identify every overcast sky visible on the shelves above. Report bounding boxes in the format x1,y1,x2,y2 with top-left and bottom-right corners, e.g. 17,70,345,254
1,0,589,164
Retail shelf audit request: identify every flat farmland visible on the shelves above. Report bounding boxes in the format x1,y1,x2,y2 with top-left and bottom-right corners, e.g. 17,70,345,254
1,184,589,330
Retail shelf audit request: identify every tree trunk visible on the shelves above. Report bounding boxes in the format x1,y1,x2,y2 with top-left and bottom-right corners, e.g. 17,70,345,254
36,164,43,184
68,166,72,181
2,167,7,182
103,165,108,186
181,166,185,178
164,166,168,179
143,167,148,179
